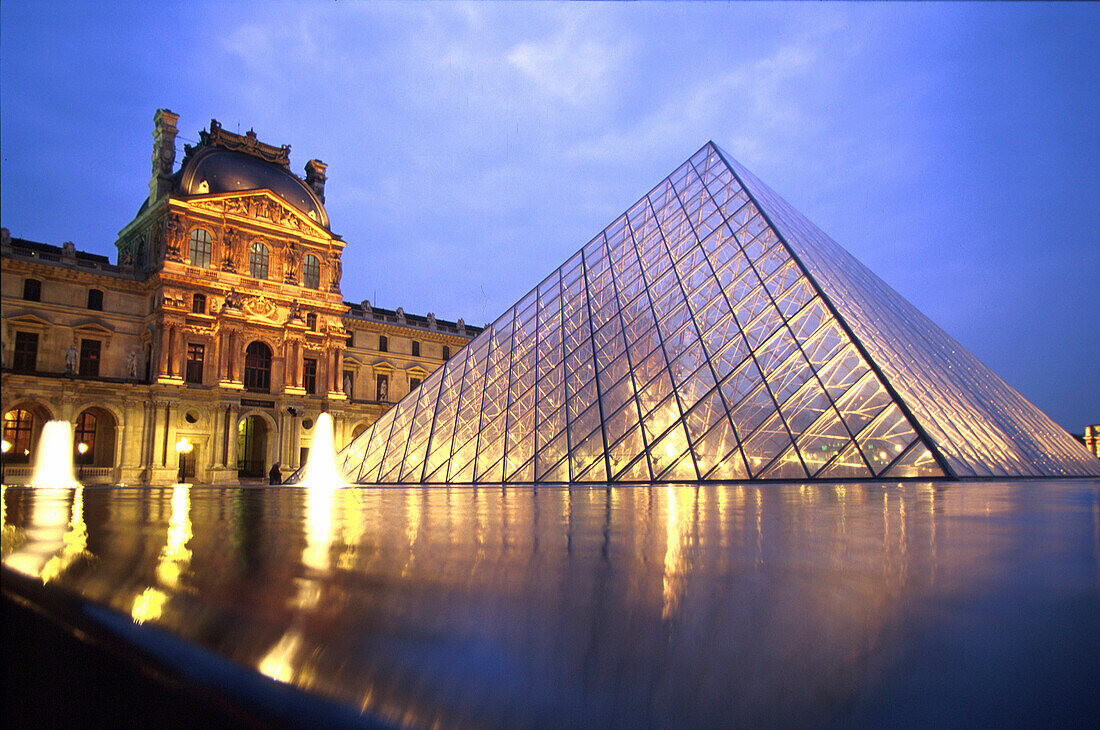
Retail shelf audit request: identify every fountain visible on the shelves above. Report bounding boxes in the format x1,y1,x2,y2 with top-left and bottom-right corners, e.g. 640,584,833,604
30,420,81,489
298,412,344,489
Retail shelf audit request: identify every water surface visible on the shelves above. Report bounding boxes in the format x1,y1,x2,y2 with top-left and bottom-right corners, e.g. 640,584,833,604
3,481,1098,727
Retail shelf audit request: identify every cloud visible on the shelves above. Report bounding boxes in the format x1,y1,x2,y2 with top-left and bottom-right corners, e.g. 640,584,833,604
506,18,634,107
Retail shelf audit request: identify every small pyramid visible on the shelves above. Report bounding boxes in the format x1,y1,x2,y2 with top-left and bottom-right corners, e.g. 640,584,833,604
340,144,1100,483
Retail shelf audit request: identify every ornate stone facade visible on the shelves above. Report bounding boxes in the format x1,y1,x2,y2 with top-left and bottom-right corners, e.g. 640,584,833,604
1,111,478,486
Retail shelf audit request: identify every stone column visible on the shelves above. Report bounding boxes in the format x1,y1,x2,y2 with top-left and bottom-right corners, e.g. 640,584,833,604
158,327,171,377
218,332,228,381
296,341,304,387
225,404,240,471
228,331,238,381
288,412,300,469
167,326,177,378
335,349,345,394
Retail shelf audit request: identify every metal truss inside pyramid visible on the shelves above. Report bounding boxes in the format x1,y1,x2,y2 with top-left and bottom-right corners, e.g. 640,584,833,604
339,144,1100,484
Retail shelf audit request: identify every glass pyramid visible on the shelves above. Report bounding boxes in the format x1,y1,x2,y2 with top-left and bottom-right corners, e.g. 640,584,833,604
338,144,1100,483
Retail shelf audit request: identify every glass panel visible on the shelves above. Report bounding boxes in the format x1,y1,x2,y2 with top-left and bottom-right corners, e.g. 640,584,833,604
649,421,694,479
740,412,794,477
855,404,918,475
795,411,853,476
882,441,944,478
759,445,807,480
834,371,893,435
816,441,873,479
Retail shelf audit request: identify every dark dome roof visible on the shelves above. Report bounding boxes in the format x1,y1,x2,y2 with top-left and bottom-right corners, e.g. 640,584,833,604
178,146,329,228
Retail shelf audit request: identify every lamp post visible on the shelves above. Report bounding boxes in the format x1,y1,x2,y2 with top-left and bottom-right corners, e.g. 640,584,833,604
77,442,89,481
1,438,10,484
175,436,193,484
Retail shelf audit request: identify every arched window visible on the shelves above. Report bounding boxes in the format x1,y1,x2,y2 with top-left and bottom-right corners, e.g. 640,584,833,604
189,228,212,268
3,409,35,464
74,411,96,465
244,341,272,392
23,278,41,301
87,289,104,310
249,242,269,280
302,254,321,289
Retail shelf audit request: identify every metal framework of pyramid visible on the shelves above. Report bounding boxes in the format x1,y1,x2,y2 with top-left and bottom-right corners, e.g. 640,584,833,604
337,143,1100,483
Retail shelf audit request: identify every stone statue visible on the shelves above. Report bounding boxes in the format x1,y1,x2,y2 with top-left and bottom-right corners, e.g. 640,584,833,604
222,287,244,311
65,343,78,375
126,350,138,379
284,241,300,283
343,371,353,396
222,227,241,271
287,300,303,322
395,307,406,325
378,377,388,402
329,252,342,293
162,213,184,262
457,318,466,335
62,241,76,257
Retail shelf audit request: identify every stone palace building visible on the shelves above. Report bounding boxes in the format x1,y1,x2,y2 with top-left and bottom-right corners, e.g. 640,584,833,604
1,110,479,485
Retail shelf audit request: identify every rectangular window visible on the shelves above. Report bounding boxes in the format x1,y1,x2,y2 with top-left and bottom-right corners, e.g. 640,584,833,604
185,343,205,384
412,340,420,357
79,339,101,377
306,313,317,331
303,357,317,395
13,331,38,372
346,332,355,348
87,289,104,311
442,345,450,360
379,335,388,352
23,278,41,302
192,293,206,314
409,377,422,392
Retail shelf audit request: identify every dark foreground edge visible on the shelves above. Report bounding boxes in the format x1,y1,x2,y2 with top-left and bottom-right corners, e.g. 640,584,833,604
2,568,391,729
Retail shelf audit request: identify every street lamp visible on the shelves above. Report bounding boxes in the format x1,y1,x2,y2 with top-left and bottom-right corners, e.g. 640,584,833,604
1,439,9,485
77,442,89,481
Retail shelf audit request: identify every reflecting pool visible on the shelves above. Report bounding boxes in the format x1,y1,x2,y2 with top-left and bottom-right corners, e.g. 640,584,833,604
3,481,1099,727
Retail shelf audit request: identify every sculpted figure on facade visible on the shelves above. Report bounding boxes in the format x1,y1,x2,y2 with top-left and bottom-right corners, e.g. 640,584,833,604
222,227,241,271
329,251,342,293
287,300,303,323
65,343,78,374
284,240,300,284
162,213,184,262
126,350,139,379
222,287,244,311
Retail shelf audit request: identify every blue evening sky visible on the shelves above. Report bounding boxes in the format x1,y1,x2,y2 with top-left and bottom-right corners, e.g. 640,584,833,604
2,2,1097,433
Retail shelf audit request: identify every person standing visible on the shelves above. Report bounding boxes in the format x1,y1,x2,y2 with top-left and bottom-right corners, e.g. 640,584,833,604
268,462,282,485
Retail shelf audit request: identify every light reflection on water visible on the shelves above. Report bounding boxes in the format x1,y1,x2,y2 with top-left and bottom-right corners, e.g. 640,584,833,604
2,481,1099,727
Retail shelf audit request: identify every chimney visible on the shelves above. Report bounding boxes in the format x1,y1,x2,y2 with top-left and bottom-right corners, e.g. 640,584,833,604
149,108,180,206
305,159,327,203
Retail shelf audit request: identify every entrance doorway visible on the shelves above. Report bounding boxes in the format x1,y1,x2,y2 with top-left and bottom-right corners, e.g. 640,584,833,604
178,448,197,483
237,416,268,478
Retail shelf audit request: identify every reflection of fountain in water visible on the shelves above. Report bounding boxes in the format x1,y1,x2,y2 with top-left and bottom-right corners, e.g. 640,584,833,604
31,421,81,489
300,412,344,488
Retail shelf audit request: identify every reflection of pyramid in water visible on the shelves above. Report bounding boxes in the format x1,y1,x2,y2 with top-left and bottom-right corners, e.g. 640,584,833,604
342,143,1100,483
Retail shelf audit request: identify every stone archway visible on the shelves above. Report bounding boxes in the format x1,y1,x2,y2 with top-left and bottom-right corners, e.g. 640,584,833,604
237,413,270,478
73,406,118,469
2,401,54,466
